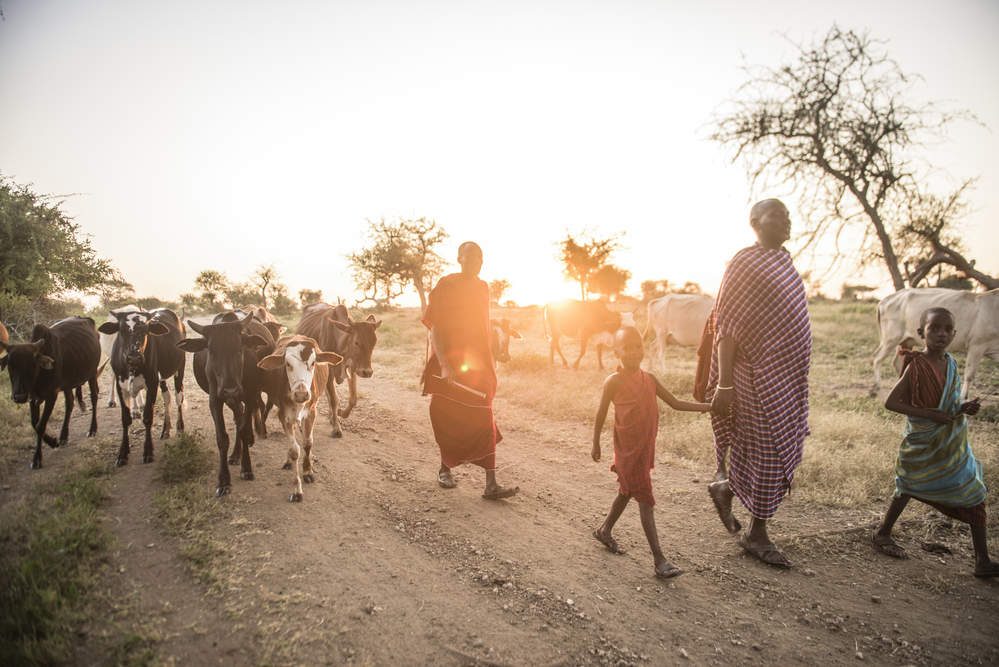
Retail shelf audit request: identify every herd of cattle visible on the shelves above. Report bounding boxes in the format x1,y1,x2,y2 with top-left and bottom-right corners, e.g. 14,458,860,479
0,287,995,500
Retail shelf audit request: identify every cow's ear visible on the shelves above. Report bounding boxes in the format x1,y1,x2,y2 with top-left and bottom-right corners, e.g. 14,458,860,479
176,338,207,353
98,321,120,335
316,351,344,366
241,334,268,349
147,321,169,336
365,314,381,329
257,354,284,371
331,319,352,334
509,328,523,339
262,322,285,340
38,355,55,370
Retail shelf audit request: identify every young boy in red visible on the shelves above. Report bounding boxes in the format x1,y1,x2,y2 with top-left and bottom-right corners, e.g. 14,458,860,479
591,326,711,578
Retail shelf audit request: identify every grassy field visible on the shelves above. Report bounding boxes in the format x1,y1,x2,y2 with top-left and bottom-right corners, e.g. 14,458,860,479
371,299,998,523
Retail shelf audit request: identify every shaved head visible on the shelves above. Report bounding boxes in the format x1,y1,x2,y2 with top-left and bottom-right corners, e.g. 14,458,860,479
457,241,483,277
749,198,787,225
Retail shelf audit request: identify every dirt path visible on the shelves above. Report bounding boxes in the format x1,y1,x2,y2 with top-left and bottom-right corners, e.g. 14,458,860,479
6,367,998,665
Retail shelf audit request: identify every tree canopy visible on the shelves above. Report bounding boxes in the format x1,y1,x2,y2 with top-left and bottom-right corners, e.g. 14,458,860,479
348,218,447,310
559,232,622,301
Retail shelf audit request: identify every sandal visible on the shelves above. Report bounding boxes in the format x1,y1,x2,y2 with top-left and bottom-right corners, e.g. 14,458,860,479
872,533,908,559
655,561,683,579
482,485,519,500
437,470,457,489
707,480,742,534
593,529,626,555
739,534,792,569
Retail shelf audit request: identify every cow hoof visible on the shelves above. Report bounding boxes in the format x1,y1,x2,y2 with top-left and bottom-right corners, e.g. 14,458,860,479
289,492,303,503
30,459,42,470
161,429,171,439
303,473,314,483
228,456,240,466
216,486,231,497
116,457,128,467
337,409,348,418
281,462,292,470
142,454,154,464
241,471,254,481
58,437,68,447
87,429,97,438
332,430,343,439
43,435,60,448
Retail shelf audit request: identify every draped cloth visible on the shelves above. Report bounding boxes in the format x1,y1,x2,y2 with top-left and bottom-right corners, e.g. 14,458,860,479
707,244,812,519
894,351,987,526
611,368,660,506
421,273,501,470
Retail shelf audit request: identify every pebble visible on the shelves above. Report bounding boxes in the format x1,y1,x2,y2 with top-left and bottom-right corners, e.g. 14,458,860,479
678,648,690,660
855,651,864,660
870,595,881,604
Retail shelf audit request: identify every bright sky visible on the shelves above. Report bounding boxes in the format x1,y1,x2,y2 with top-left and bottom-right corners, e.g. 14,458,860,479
2,0,997,307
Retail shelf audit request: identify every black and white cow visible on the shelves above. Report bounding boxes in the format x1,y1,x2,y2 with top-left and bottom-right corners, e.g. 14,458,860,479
98,309,186,466
178,311,274,497
0,317,100,469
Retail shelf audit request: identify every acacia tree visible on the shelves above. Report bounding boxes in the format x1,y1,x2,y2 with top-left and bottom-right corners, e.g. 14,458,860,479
0,174,126,326
194,270,229,310
488,279,511,304
589,264,631,301
298,288,323,308
711,26,981,290
251,265,279,306
348,217,447,310
559,233,621,301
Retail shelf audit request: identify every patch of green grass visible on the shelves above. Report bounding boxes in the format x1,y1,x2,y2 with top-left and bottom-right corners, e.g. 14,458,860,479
0,461,111,665
157,431,212,484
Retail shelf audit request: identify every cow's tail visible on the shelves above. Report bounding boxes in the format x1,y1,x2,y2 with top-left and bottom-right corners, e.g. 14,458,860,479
542,305,552,342
641,300,655,342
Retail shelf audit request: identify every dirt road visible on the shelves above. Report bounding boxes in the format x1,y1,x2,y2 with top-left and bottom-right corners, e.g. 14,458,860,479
7,369,999,665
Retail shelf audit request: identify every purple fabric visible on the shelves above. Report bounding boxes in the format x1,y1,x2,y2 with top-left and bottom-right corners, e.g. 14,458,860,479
708,244,812,519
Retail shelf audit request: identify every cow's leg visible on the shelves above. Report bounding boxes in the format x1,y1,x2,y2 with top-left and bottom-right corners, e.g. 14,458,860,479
174,369,185,433
209,395,232,496
288,418,305,503
228,399,247,466
29,400,42,469
87,376,99,437
870,337,897,397
252,393,267,439
553,335,569,368
159,379,172,439
280,409,296,471
239,397,256,481
338,370,358,419
327,379,343,438
963,344,986,402
572,332,590,370
302,406,317,484
260,395,274,438
115,379,133,466
141,375,158,463
107,374,117,408
75,385,86,412
59,388,74,446
31,397,57,469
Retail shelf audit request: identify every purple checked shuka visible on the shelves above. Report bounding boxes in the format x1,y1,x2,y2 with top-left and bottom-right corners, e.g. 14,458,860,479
707,244,812,519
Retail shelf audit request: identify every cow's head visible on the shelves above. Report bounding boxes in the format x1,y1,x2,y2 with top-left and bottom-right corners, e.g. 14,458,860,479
327,314,380,378
257,339,342,404
98,310,168,373
490,318,522,364
1,329,54,403
177,313,267,402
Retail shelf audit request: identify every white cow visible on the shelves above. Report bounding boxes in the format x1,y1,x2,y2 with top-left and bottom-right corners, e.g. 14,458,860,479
98,304,145,413
871,288,999,399
644,294,715,371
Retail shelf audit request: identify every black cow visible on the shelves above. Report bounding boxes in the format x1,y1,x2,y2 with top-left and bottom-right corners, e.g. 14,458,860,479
178,312,272,496
98,309,186,466
295,303,380,437
543,300,622,370
0,317,100,469
490,318,522,365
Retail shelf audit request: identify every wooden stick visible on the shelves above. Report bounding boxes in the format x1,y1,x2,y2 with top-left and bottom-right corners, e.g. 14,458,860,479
432,375,486,399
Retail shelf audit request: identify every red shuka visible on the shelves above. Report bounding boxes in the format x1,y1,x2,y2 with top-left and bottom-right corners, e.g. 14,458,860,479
421,273,501,470
611,368,659,506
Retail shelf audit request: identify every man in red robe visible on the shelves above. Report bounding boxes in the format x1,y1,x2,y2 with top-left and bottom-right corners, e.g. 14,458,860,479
421,241,518,500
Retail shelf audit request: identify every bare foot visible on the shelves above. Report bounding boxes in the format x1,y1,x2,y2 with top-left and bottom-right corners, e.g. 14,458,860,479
482,484,518,500
593,529,625,555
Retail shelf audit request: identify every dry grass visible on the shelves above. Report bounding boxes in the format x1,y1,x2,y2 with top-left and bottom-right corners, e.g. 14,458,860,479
371,300,998,523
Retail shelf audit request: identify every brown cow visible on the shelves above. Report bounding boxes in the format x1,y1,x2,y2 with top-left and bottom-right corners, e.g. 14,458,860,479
543,300,622,370
490,318,522,365
257,335,342,502
295,303,379,437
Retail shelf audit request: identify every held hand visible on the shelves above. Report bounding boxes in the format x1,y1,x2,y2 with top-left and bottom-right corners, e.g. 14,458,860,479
591,441,601,462
439,363,455,383
710,388,734,417
960,398,982,416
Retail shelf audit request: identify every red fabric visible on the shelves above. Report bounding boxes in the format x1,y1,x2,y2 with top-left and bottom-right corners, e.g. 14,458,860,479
611,368,659,506
898,350,945,409
421,273,500,469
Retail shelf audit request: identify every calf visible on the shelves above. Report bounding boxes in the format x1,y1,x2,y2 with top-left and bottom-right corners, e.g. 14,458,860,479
543,300,622,370
257,335,342,502
490,318,522,365
295,303,379,436
0,317,100,468
98,304,144,411
179,312,273,496
98,308,186,466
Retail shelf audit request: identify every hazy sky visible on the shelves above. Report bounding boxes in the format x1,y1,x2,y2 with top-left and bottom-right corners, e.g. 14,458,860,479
2,0,997,306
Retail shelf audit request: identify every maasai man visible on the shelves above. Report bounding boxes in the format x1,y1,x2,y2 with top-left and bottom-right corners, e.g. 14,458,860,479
873,307,998,578
705,199,811,568
421,241,519,500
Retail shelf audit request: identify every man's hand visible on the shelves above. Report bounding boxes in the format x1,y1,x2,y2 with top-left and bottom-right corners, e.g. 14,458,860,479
710,388,734,417
439,363,455,383
591,440,601,462
960,398,982,416
927,409,954,425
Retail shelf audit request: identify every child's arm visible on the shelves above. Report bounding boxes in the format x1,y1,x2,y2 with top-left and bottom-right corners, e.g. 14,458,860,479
884,365,953,424
592,374,619,462
653,376,711,413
